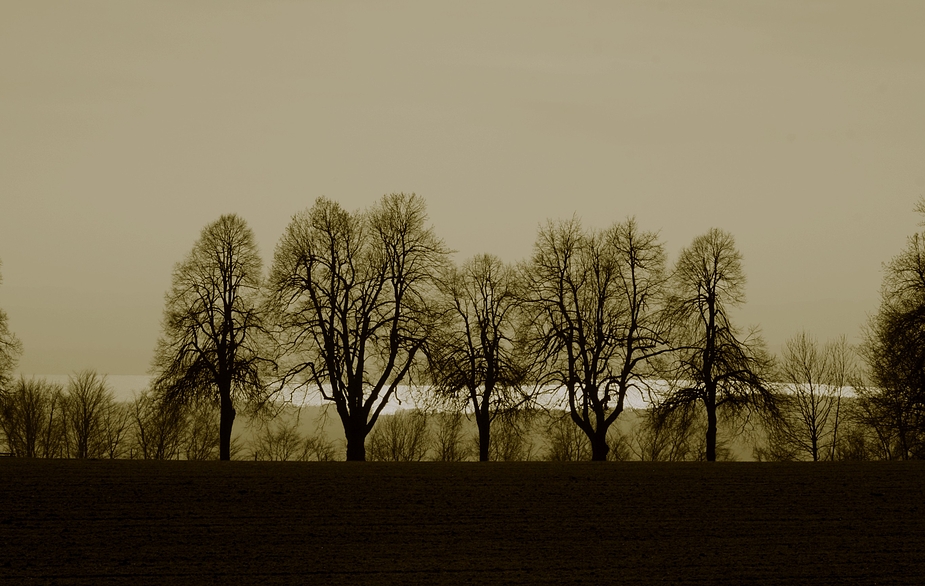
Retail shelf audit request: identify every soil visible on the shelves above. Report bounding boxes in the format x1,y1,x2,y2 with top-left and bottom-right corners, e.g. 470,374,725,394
2,460,924,584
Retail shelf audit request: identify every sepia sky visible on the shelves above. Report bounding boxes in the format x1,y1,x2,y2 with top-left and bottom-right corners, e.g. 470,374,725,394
1,1,924,375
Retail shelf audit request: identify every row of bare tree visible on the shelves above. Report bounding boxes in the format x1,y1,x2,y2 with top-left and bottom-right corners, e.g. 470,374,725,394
4,195,925,462
0,366,890,463
145,193,780,461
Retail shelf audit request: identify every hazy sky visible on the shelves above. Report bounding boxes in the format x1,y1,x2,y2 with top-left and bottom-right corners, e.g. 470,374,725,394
2,1,924,375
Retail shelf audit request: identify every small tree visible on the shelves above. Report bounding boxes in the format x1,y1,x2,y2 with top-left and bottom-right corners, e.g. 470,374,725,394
430,411,469,462
184,401,221,460
62,370,115,459
251,414,307,461
129,388,186,460
151,214,272,460
367,410,430,462
544,413,592,461
660,228,775,462
100,401,131,459
268,194,449,461
487,410,536,461
630,406,702,462
301,434,338,462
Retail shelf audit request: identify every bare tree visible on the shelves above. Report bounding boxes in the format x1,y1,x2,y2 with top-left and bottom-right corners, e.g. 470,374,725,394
151,214,271,460
629,406,702,462
184,401,220,460
427,254,529,461
543,412,592,461
522,217,671,460
62,370,115,459
367,410,430,462
486,409,536,461
0,377,65,457
765,333,854,461
302,435,338,462
129,388,185,460
267,194,449,461
100,401,132,459
430,411,469,462
251,413,308,461
660,228,775,462
0,260,23,395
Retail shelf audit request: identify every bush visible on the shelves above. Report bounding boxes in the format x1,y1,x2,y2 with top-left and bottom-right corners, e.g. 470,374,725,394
544,415,591,461
129,389,185,460
367,410,430,462
430,411,469,462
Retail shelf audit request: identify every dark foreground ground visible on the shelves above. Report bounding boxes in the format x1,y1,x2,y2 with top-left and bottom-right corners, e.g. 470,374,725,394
2,461,924,585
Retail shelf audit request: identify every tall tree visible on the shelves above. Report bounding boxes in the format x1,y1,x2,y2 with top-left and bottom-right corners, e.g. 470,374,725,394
267,193,448,461
151,214,270,460
427,254,528,461
523,217,671,461
0,260,23,395
860,199,925,459
660,228,774,462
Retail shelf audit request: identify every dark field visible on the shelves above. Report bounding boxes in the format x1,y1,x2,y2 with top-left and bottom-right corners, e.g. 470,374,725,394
2,461,924,584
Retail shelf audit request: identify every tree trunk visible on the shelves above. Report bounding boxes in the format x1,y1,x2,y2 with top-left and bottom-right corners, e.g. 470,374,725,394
345,431,367,461
705,402,717,462
588,425,610,462
590,429,609,461
477,415,490,462
219,391,235,461
343,413,367,461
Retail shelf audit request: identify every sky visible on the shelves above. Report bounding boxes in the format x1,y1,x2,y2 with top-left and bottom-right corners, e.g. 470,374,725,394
1,1,924,375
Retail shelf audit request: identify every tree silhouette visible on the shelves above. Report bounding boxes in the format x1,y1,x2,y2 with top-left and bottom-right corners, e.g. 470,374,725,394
129,388,186,460
0,377,65,458
63,370,120,459
764,333,853,461
860,199,925,459
427,254,529,461
267,194,448,461
0,260,23,396
522,217,671,460
151,214,271,460
659,228,775,462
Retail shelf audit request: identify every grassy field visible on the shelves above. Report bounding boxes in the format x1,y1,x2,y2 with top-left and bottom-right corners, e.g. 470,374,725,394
2,460,924,585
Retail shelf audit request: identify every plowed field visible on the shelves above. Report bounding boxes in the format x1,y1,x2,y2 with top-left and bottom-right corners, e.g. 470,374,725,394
2,460,924,584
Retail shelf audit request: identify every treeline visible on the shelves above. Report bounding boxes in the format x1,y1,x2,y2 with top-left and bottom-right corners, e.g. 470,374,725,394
0,371,337,461
0,374,892,462
2,193,925,462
